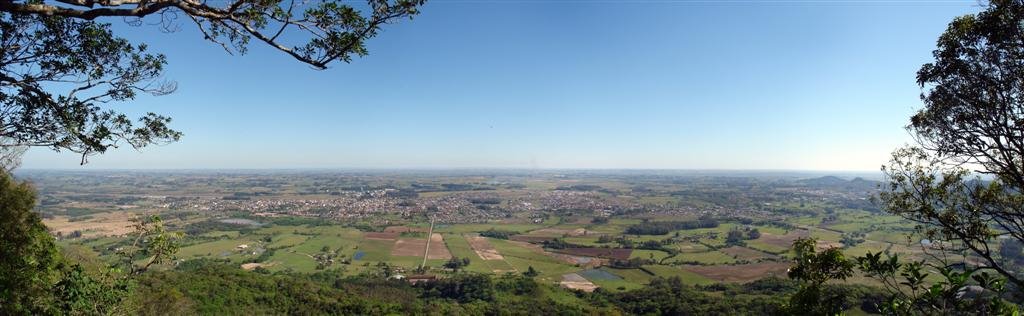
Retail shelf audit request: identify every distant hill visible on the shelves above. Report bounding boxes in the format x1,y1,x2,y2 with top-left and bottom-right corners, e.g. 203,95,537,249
799,176,879,192
799,176,846,186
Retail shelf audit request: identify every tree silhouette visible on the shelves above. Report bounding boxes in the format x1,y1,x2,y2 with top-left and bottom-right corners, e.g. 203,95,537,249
880,0,1024,289
0,0,424,165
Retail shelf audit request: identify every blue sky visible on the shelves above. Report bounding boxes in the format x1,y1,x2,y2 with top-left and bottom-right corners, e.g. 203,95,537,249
22,0,981,171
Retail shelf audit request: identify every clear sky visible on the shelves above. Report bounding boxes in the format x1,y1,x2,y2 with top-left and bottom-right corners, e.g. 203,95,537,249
21,0,982,171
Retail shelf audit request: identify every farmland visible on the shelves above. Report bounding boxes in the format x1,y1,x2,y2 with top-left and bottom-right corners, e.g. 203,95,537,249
24,169,940,294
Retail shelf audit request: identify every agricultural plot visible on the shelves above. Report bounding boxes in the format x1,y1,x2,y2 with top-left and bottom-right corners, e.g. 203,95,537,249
579,268,644,291
266,250,318,272
822,211,912,233
391,233,452,260
807,227,844,243
867,230,916,244
682,262,789,283
529,227,592,237
199,231,241,239
433,223,544,234
675,241,710,253
292,234,360,257
43,171,934,293
509,235,558,243
466,236,504,260
443,234,506,273
252,225,298,235
791,216,826,226
364,232,399,240
166,225,363,273
629,249,672,261
560,273,599,292
669,250,737,265
355,238,395,262
384,226,429,233
563,236,608,246
267,233,308,248
843,240,892,257
640,265,713,285
578,268,622,281
604,267,655,284
746,229,810,254
752,225,789,235
490,239,580,282
550,248,632,260
720,246,775,261
177,237,262,259
387,256,447,270
746,239,791,254
45,212,140,238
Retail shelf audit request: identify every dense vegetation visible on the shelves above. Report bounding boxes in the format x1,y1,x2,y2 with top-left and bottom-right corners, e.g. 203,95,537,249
127,260,889,315
625,218,720,235
478,228,518,240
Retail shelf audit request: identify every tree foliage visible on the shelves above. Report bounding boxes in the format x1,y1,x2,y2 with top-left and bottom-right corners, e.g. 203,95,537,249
0,171,60,314
0,168,182,314
116,215,183,275
0,0,423,166
0,0,424,69
880,0,1024,290
624,218,719,235
786,237,1020,315
1,12,179,164
599,276,786,315
857,251,1019,315
786,237,855,315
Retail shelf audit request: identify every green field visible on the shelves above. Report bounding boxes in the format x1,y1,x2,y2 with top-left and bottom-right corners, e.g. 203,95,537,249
355,238,393,262
670,250,737,265
60,203,916,293
177,236,261,259
162,215,877,288
489,238,579,283
443,233,509,273
630,249,672,261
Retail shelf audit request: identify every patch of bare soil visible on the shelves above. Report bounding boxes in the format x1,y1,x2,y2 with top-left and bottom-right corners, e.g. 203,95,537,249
756,229,810,249
560,273,599,292
467,236,504,260
683,262,790,282
720,246,775,260
391,234,452,259
44,212,138,238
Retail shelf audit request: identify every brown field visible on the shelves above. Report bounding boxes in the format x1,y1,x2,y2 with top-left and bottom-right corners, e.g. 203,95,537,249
466,236,504,260
240,262,276,270
384,226,429,233
817,240,844,249
755,229,810,248
560,273,599,292
720,246,775,260
391,233,452,259
44,212,140,238
364,232,399,240
683,262,790,282
551,248,632,260
552,252,605,267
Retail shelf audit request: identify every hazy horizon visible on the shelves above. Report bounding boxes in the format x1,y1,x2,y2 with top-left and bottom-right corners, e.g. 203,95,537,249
14,167,887,181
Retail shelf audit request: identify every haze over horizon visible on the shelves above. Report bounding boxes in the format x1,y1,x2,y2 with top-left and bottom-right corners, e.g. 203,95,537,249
20,1,983,171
